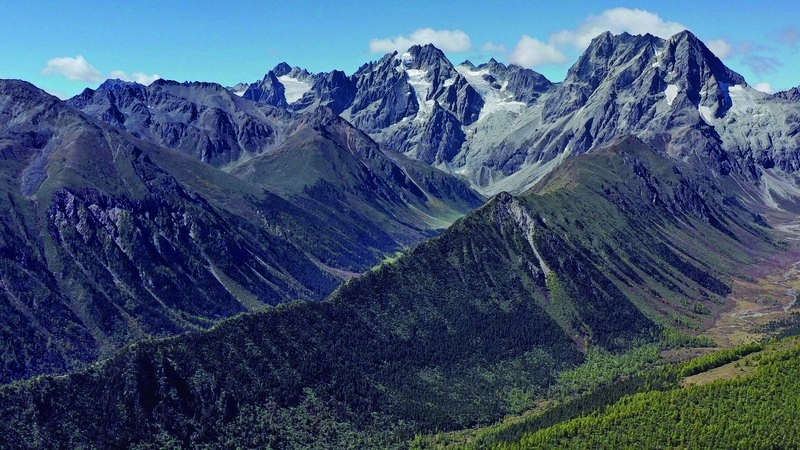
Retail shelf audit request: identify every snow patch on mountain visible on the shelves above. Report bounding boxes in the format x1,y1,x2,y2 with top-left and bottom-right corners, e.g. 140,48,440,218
698,105,716,124
664,84,679,106
277,75,312,104
728,84,766,116
405,69,433,118
456,65,525,121
230,83,249,97
651,51,662,68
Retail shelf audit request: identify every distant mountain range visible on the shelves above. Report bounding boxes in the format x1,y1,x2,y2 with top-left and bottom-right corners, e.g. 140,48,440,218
231,31,800,201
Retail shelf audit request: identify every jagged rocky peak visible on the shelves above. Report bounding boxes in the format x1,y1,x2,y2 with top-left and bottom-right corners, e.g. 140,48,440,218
244,71,287,107
663,30,745,86
149,78,180,88
566,31,663,90
97,78,143,92
346,52,417,131
303,69,357,114
775,86,800,102
396,43,484,125
69,76,277,166
402,43,458,77
242,62,316,108
272,62,313,81
541,29,748,122
471,58,553,103
478,57,504,71
272,62,293,77
660,30,746,118
229,82,249,96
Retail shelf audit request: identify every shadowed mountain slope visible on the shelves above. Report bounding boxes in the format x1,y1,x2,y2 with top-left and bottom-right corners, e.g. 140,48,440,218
0,79,481,384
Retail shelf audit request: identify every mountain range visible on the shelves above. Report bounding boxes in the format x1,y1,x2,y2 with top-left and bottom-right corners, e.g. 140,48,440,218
0,77,481,384
0,28,799,448
235,31,800,201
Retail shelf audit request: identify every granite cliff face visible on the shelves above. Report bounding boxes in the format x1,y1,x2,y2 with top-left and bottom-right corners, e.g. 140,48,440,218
455,31,800,195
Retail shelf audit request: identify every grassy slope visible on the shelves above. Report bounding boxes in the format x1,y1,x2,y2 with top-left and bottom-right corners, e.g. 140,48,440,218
454,338,800,449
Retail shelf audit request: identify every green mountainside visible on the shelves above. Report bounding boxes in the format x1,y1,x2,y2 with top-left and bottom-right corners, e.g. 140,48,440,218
0,136,779,448
431,338,800,449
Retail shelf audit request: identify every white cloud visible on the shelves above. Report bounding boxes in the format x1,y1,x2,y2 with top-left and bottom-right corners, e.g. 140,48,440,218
509,35,568,68
707,39,734,59
753,82,773,94
480,41,507,53
110,70,161,85
369,28,472,53
551,8,687,49
41,55,103,82
43,89,69,100
41,55,161,87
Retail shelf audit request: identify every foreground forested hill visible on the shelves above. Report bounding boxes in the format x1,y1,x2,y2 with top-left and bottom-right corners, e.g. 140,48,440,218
435,338,800,449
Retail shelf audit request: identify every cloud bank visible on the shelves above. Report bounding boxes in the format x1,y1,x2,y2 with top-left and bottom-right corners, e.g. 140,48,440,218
370,28,472,53
753,82,773,94
551,8,687,49
110,70,161,85
42,55,103,83
42,55,161,86
509,36,568,67
706,39,734,59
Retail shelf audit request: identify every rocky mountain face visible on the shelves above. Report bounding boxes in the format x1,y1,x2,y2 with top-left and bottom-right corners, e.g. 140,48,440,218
456,30,800,195
0,80,346,383
775,86,800,102
228,105,484,242
240,44,490,165
70,76,484,247
465,58,553,103
0,79,482,384
69,79,281,165
244,63,356,114
237,32,800,202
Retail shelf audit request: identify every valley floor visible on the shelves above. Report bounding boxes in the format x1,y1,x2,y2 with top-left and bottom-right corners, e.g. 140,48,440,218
705,216,800,347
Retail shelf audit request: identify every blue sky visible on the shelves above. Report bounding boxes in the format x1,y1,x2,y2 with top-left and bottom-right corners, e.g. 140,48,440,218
2,0,798,98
